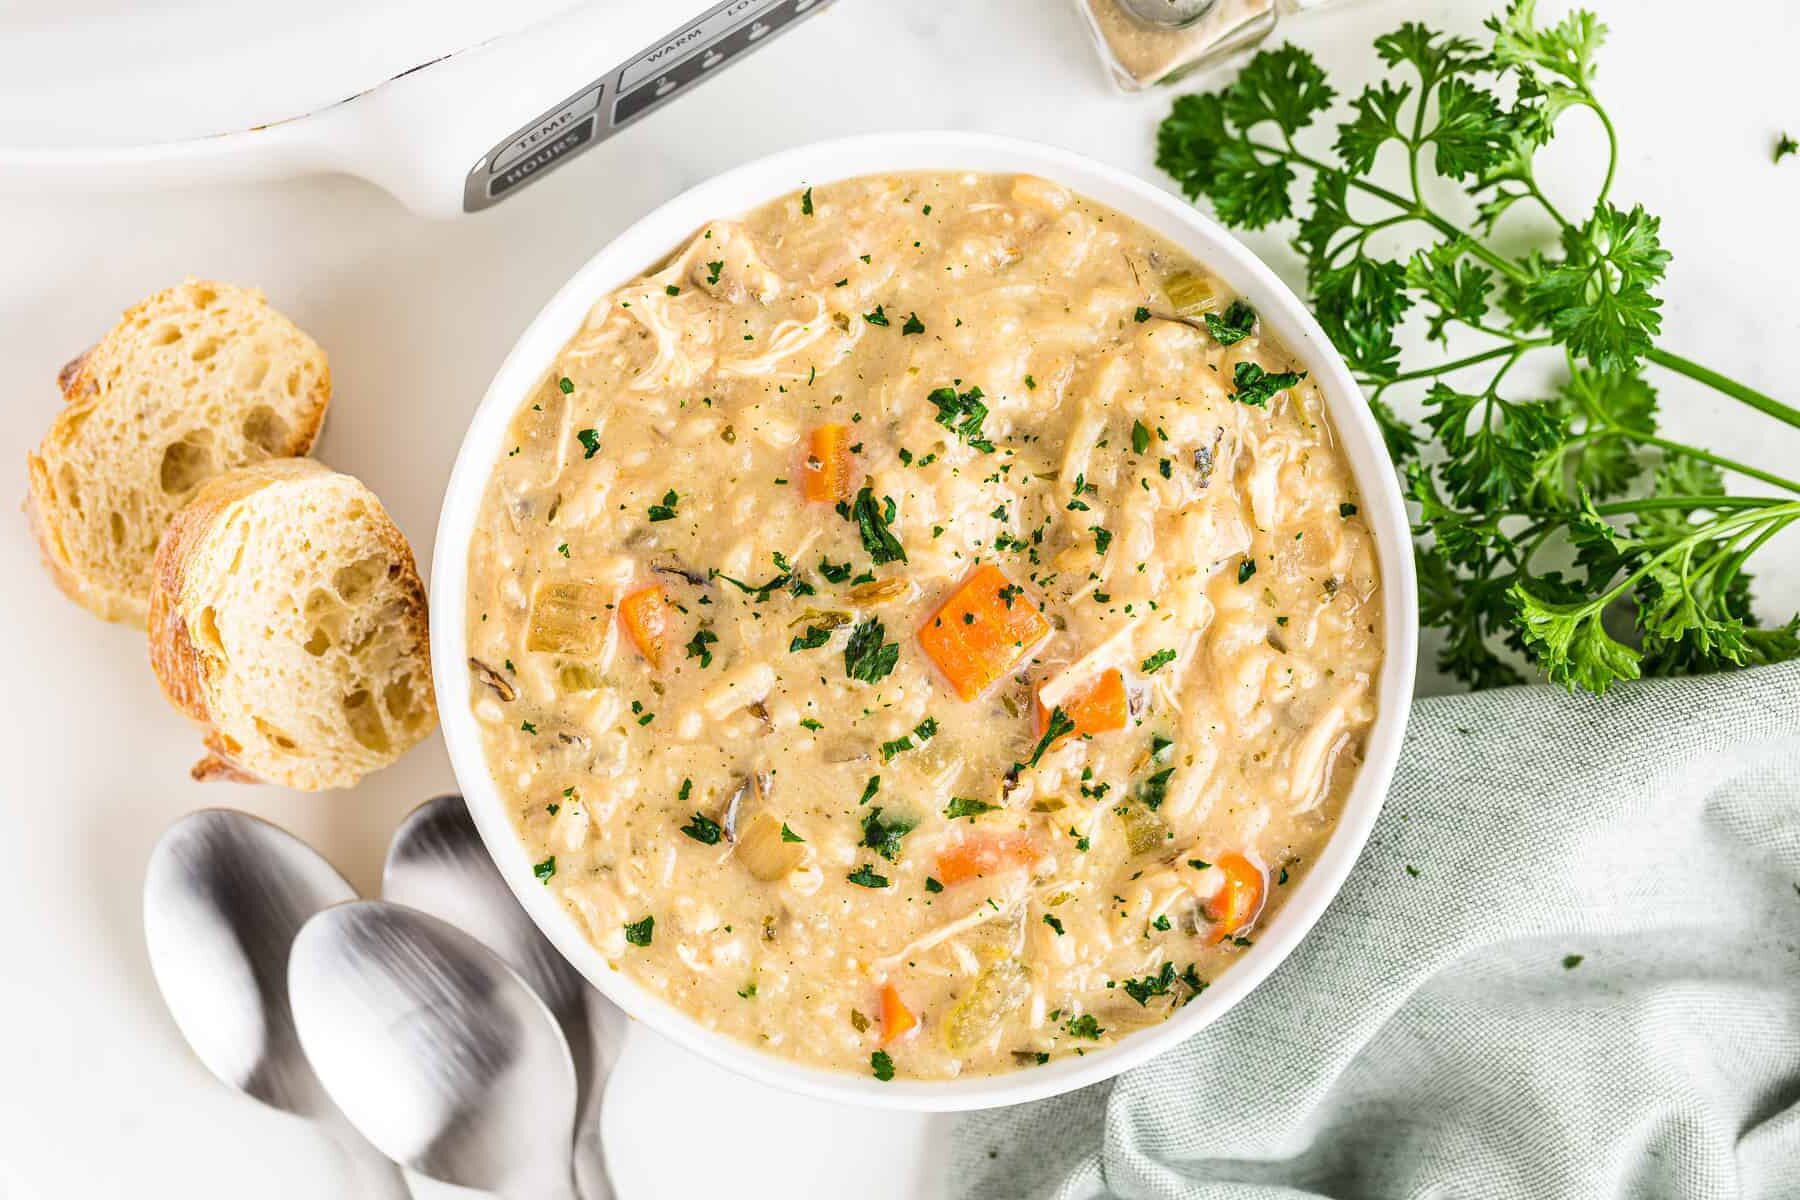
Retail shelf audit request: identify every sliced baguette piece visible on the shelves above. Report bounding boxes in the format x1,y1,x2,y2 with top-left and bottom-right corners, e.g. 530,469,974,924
148,459,436,791
27,280,330,626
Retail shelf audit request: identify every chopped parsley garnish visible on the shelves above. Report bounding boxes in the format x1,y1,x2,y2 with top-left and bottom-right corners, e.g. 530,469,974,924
1562,954,1584,969
801,186,814,215
680,812,723,845
879,717,938,761
1231,361,1306,407
1133,306,1151,323
1203,299,1257,345
844,617,900,684
557,376,574,394
577,428,601,459
928,384,995,452
901,311,925,335
819,557,853,583
861,807,915,862
863,305,891,327
847,864,890,889
1339,501,1359,517
647,489,680,521
623,916,655,946
870,1050,896,1080
1152,914,1171,931
684,627,718,667
1065,1014,1104,1040
665,284,681,296
1237,559,1258,584
1042,913,1065,936
924,876,944,893
533,855,556,883
799,717,823,731
520,720,538,734
1121,962,1177,1005
780,823,805,843
847,486,907,564
944,796,997,820
1141,648,1177,674
1016,706,1075,772
859,775,881,805
1777,134,1798,164
556,542,570,558
1024,374,1037,390
1131,419,1152,455
789,625,833,652
1091,525,1113,554
1137,767,1175,811
705,260,723,285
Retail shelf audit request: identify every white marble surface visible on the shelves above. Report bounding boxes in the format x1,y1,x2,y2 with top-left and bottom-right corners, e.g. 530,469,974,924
1,1,1795,1197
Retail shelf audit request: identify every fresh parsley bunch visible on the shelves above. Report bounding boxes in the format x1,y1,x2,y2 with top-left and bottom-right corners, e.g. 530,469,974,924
1156,1,1800,694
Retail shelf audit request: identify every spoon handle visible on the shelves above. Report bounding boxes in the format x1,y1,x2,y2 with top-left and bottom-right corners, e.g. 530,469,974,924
401,1169,491,1199
322,1118,412,1199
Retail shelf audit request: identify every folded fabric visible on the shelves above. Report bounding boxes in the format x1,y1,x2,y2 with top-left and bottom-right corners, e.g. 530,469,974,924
952,662,1800,1200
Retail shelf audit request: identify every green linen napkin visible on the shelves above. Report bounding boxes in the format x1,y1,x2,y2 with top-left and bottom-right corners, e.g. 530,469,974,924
952,662,1800,1199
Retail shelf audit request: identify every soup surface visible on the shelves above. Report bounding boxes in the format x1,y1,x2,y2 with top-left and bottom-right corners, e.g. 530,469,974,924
465,172,1383,1080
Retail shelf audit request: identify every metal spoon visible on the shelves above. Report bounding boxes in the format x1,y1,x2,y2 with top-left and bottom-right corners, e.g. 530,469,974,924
142,809,407,1198
1116,0,1217,28
289,900,580,1200
383,795,622,1199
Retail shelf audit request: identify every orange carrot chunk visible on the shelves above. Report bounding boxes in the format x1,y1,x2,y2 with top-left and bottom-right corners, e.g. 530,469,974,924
800,423,854,504
1205,852,1266,943
917,564,1051,702
935,832,1040,886
618,584,673,668
879,983,918,1044
1036,668,1128,744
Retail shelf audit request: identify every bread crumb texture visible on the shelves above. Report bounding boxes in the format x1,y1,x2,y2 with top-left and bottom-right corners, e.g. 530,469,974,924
26,280,330,625
148,459,436,791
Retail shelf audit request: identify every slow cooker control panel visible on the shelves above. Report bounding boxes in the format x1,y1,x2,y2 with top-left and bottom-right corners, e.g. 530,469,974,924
464,0,836,213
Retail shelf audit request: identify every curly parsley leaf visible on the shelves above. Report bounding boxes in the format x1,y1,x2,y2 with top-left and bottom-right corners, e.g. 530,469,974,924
1520,204,1671,373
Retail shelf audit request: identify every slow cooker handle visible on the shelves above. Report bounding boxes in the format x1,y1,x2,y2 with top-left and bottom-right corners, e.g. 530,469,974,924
0,0,839,219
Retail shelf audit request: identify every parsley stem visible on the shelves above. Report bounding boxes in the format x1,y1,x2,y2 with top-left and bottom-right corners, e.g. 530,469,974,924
1591,101,1620,211
1643,347,1800,433
1373,340,1550,388
1532,502,1800,614
1251,139,1534,287
1637,434,1800,495
1589,495,1790,517
1717,513,1799,595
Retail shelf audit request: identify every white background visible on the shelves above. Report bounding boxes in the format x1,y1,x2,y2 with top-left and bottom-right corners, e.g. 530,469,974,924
1,1,1795,1197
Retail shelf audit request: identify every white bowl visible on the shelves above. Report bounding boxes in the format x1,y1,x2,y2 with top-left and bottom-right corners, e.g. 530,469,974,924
431,131,1419,1112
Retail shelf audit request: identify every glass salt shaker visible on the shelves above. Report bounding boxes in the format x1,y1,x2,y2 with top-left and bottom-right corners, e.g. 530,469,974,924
1076,0,1297,91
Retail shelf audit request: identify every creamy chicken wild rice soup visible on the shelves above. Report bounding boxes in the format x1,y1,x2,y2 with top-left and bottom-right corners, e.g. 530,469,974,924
465,172,1383,1081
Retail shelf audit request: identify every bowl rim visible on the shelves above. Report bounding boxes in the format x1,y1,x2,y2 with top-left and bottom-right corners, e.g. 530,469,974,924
429,129,1418,1113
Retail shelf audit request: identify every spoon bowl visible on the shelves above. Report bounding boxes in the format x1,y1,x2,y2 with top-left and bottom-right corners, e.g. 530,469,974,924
384,794,621,1197
143,808,357,1115
142,809,403,1196
289,899,580,1199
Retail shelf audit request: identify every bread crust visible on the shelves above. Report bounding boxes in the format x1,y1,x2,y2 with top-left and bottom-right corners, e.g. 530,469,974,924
147,458,433,789
25,281,332,626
